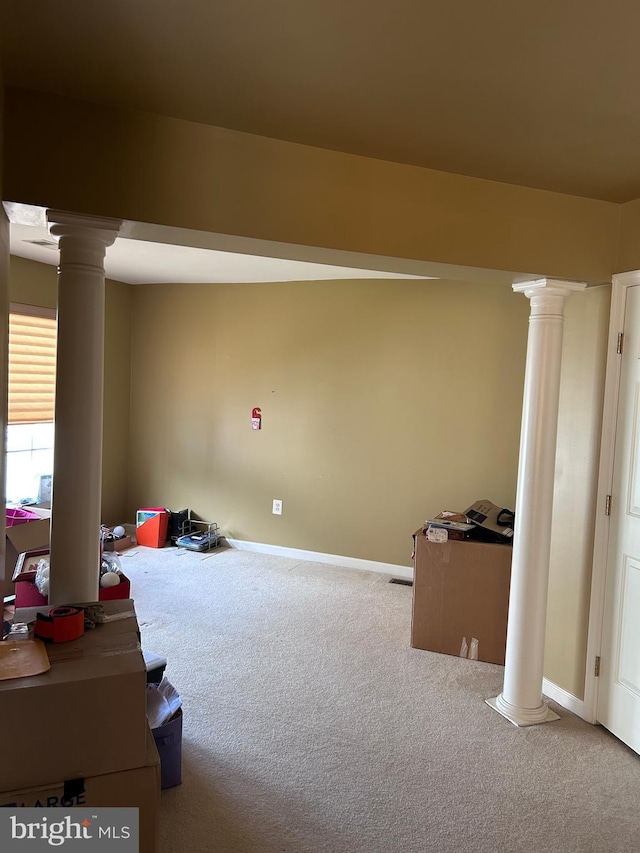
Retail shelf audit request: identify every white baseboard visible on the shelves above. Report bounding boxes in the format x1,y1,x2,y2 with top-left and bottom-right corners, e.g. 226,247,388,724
542,677,585,719
223,537,414,580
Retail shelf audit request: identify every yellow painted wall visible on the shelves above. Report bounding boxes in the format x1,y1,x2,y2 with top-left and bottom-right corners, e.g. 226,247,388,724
3,89,619,284
545,285,611,698
9,255,57,309
128,277,529,565
8,257,132,523
102,278,132,525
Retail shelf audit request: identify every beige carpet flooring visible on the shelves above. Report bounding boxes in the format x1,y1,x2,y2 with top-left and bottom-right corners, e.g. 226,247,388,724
120,544,640,853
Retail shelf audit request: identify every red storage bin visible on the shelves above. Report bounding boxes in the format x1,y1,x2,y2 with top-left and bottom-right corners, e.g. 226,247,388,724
136,508,169,548
14,574,131,608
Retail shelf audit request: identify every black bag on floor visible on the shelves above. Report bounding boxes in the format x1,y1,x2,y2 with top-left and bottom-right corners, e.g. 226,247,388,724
167,509,189,544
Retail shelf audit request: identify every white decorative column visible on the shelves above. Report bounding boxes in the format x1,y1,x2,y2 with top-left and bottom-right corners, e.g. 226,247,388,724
47,211,121,605
487,278,586,726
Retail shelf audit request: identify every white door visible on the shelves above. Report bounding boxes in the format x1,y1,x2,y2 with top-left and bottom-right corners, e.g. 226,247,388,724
598,284,640,752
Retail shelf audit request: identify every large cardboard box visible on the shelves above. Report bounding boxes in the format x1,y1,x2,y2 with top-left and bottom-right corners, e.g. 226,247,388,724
103,535,133,552
411,529,512,665
6,517,50,581
0,600,147,791
0,729,160,853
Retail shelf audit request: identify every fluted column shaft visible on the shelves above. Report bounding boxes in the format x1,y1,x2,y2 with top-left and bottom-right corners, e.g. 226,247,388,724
47,211,121,605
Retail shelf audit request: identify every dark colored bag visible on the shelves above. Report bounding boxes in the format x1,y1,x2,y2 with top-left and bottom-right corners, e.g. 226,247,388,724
465,500,514,544
167,509,189,544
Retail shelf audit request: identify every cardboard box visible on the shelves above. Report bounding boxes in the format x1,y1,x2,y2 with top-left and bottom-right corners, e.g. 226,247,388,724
0,729,160,853
21,506,52,520
0,599,147,791
6,517,50,581
13,574,132,608
103,535,133,552
411,529,512,665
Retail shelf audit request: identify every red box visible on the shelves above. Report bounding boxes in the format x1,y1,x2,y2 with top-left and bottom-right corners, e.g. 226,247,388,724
14,574,132,608
136,508,169,548
99,574,132,601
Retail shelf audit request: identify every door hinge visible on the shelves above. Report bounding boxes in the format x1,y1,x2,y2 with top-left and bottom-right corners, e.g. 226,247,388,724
617,332,624,354
595,656,601,677
605,494,612,516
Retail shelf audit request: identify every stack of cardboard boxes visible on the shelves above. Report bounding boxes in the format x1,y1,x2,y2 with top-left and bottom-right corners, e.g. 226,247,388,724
0,600,160,853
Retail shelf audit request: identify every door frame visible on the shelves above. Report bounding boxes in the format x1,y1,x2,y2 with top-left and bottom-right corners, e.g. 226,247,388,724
584,270,640,723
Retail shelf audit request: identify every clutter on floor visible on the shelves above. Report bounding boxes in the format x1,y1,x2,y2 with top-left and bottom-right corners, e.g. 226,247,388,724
137,505,221,552
101,523,133,552
175,520,220,551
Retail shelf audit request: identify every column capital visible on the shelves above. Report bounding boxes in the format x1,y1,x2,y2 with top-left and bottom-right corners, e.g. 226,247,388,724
47,210,121,247
513,278,587,300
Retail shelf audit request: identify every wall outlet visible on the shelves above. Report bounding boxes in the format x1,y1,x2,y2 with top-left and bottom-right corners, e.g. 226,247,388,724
272,499,283,515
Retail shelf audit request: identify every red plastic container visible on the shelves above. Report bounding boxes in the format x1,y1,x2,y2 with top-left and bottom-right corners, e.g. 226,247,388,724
136,507,169,548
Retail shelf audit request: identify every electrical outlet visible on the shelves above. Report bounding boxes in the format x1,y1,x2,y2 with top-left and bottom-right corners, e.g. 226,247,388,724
272,499,283,515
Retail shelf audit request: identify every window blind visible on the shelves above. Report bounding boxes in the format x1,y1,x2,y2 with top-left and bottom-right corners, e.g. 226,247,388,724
8,311,57,424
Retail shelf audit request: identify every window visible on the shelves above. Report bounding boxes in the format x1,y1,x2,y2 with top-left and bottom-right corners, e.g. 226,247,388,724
6,304,57,505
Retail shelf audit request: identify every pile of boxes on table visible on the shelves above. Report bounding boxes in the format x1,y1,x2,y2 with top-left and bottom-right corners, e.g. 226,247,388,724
411,500,514,665
7,508,133,608
0,600,160,853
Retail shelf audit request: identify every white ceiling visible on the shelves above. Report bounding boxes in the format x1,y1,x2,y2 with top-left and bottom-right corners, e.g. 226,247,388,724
10,223,433,285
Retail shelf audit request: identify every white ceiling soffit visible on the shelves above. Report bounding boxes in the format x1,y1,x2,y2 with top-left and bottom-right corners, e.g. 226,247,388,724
9,223,435,285
6,203,538,286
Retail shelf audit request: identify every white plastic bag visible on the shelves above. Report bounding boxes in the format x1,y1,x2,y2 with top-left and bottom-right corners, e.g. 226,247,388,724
146,677,182,729
35,559,50,597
